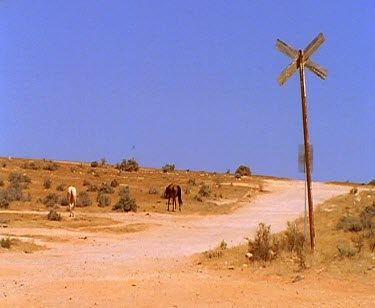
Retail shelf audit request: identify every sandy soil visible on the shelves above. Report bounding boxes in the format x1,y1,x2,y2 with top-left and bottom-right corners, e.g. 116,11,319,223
1,179,374,307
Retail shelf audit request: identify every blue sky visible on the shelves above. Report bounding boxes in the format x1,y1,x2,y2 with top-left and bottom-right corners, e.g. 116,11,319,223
1,1,374,183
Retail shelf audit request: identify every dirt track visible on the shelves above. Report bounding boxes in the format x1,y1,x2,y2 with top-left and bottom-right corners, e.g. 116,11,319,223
1,179,374,307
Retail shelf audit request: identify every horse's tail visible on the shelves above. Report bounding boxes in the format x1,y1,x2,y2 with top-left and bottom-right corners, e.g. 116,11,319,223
177,185,182,205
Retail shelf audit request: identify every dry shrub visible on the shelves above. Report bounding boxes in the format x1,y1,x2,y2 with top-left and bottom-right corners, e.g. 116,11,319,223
42,162,59,171
195,184,211,201
99,183,114,194
0,190,9,209
234,165,251,178
47,209,62,221
204,240,227,259
42,193,60,207
148,187,159,195
116,159,139,172
1,237,11,249
9,172,31,185
110,179,119,188
97,193,111,207
284,221,305,253
113,187,137,212
162,163,175,173
43,178,52,189
246,223,276,262
56,183,66,191
76,191,92,207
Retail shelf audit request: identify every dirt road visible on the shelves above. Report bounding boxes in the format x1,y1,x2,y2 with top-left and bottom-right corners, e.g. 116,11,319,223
1,179,374,307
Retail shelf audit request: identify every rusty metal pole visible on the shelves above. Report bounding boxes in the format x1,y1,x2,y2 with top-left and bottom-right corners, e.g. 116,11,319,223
298,50,315,252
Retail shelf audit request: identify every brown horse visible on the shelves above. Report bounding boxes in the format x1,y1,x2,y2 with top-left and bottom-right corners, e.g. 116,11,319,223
165,183,183,212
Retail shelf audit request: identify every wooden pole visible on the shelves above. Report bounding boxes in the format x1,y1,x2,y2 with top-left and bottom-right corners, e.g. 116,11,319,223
298,50,316,252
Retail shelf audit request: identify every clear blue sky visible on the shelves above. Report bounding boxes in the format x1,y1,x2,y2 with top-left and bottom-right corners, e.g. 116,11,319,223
1,1,374,183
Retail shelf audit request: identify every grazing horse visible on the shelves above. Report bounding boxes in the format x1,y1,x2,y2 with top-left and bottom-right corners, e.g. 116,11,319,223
165,183,183,212
67,186,77,217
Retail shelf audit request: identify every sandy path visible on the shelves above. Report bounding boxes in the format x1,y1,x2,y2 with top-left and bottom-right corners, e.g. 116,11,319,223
2,179,373,307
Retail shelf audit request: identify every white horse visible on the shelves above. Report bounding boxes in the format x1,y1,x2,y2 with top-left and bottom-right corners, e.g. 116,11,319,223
67,186,77,217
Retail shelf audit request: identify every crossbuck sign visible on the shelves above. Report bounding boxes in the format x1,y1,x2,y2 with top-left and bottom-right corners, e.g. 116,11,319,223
276,33,327,252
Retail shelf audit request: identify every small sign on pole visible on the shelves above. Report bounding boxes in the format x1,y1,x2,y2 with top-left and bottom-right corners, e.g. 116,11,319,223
276,33,327,252
298,144,313,173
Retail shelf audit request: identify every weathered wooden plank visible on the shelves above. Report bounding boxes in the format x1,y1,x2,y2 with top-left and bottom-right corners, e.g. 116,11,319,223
275,39,298,59
305,59,328,80
303,33,325,60
277,58,298,86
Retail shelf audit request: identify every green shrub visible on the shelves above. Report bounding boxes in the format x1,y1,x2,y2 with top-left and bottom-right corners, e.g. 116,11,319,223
234,165,251,178
47,210,62,221
368,179,375,186
162,164,175,173
91,161,99,168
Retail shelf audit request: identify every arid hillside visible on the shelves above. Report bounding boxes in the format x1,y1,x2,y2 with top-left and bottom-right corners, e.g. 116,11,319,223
0,157,374,307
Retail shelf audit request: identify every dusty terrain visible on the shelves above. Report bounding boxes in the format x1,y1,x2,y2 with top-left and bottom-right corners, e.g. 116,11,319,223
1,177,374,307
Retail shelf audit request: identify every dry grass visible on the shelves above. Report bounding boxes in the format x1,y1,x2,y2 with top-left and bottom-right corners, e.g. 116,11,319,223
0,157,264,215
199,188,375,279
0,157,265,253
0,236,46,254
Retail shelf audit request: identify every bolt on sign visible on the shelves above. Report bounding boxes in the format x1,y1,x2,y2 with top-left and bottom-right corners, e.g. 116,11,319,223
276,33,327,252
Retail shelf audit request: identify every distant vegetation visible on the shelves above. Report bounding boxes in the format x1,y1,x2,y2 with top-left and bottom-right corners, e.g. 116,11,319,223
234,165,251,178
162,163,175,173
116,158,139,172
0,156,262,215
